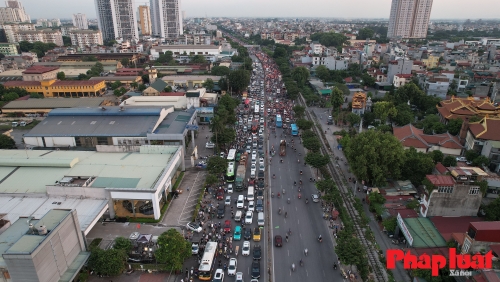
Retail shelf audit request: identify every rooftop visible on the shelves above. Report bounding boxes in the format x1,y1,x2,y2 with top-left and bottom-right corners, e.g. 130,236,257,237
403,217,448,248
426,175,455,186
161,75,222,83
470,221,500,231
3,97,105,109
430,216,482,241
22,66,59,74
469,117,500,141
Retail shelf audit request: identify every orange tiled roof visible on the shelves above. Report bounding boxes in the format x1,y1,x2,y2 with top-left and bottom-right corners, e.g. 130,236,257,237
437,96,500,121
393,124,463,150
468,117,500,142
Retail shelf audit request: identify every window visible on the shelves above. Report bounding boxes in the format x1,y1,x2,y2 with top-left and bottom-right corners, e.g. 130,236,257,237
437,186,454,193
469,187,480,195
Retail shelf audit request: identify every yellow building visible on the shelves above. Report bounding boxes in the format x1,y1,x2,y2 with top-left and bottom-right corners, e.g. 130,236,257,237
422,55,439,69
3,79,106,98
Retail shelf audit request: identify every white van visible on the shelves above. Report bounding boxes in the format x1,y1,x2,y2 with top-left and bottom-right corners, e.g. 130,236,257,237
258,212,264,227
247,186,255,201
235,210,243,222
237,195,245,209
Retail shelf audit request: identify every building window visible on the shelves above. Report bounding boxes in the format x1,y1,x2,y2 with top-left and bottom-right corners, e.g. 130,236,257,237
437,186,454,193
469,187,480,195
96,137,108,145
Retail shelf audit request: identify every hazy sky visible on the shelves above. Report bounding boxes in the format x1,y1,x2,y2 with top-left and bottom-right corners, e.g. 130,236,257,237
20,0,500,20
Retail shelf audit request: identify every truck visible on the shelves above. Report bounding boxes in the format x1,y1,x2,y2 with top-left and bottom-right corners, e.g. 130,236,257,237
235,164,246,192
279,140,286,156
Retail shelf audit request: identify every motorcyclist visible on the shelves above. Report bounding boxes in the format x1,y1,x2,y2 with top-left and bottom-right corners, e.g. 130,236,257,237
285,211,288,218
300,170,302,175
273,174,276,179
318,235,322,242
304,248,308,256
294,181,296,186
305,198,309,204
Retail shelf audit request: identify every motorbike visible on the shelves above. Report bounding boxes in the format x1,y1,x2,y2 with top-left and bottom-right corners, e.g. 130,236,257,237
318,237,323,243
271,192,274,198
298,193,302,199
287,198,291,204
277,193,281,199
305,198,309,204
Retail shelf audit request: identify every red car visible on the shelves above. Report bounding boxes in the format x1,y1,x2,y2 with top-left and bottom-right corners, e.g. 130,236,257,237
224,220,232,233
216,189,224,200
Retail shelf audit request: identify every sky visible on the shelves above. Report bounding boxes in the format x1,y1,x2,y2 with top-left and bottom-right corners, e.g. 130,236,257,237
20,0,500,20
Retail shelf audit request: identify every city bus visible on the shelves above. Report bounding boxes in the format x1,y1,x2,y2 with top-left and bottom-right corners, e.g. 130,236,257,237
226,161,235,182
276,114,282,128
227,149,237,162
198,242,218,280
291,124,298,136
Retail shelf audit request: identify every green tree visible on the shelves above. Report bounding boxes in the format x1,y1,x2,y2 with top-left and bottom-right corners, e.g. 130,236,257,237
472,155,490,167
110,81,122,90
211,66,231,76
465,149,479,161
446,118,463,135
335,231,366,272
315,65,331,81
401,147,435,186
202,78,215,92
218,77,228,91
330,87,344,111
430,150,444,164
335,83,350,97
442,155,457,167
29,93,43,99
82,55,98,62
373,101,397,124
292,105,306,119
0,135,16,149
138,84,147,91
228,69,250,94
130,82,138,89
302,137,321,152
191,55,207,64
273,47,287,59
345,113,361,128
2,92,19,102
296,119,313,131
56,71,65,80
88,248,127,276
206,174,218,186
304,152,330,174
343,130,406,186
315,179,336,193
113,236,132,252
164,86,173,92
357,28,375,40
62,36,72,46
393,104,413,126
207,156,227,175
291,66,310,87
155,229,191,271
484,197,500,221
382,217,397,232
120,58,130,67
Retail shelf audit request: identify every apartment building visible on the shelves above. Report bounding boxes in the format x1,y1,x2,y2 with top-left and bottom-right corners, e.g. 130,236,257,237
387,58,413,84
69,30,103,48
138,5,152,36
94,0,138,42
72,13,88,30
150,0,183,39
0,0,30,24
387,0,433,39
35,18,61,28
14,29,63,46
0,22,34,43
0,42,18,55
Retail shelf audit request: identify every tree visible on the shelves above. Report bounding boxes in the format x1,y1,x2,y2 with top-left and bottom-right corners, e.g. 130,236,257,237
401,147,435,186
446,118,463,135
218,77,228,91
373,101,397,124
113,87,127,96
335,83,350,97
155,229,191,271
393,104,413,126
82,55,98,62
442,155,457,167
315,65,330,81
484,197,500,221
465,149,479,162
88,248,127,276
2,92,19,102
191,55,207,64
113,236,132,252
211,66,231,76
0,135,15,149
206,174,218,186
56,71,65,80
138,84,147,91
110,81,122,90
207,156,227,175
315,179,336,193
472,155,490,167
292,105,306,119
343,130,406,186
273,47,287,59
29,93,43,99
357,28,375,40
130,82,138,89
430,150,444,164
202,78,215,92
302,137,321,152
291,66,310,87
62,36,72,46
335,231,366,272
345,113,361,128
228,69,250,94
141,74,149,84
164,86,173,92
304,152,330,174
330,87,344,111
382,217,397,232
296,119,313,131
120,58,130,67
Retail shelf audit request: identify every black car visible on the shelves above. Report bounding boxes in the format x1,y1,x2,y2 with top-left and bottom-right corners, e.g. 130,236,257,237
258,170,264,180
255,199,264,212
256,189,264,200
257,180,265,190
217,206,225,218
251,260,261,279
253,245,262,260
243,227,252,240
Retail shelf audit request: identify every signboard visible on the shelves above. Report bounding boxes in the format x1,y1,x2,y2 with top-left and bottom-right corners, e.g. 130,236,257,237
185,125,199,130
196,107,214,114
397,213,414,246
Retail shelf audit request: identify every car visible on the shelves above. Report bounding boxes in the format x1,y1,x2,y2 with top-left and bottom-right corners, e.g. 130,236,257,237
233,226,242,240
227,184,233,194
251,260,261,279
286,118,290,123
228,258,237,276
311,194,320,203
257,180,265,189
250,169,256,179
256,189,264,200
255,199,264,212
192,243,199,255
275,235,283,247
259,163,265,171
245,211,253,224
253,244,262,259
456,156,467,162
217,189,224,200
243,227,252,240
259,157,264,165
251,151,257,160
250,163,256,170
242,241,251,256
248,201,255,212
225,196,231,206
235,272,244,282
253,228,261,242
250,279,259,282
213,268,224,282
237,196,244,209
220,152,225,158
246,146,251,153
186,222,202,233
224,220,232,233
205,142,215,149
217,206,225,218
466,161,473,165
259,117,264,123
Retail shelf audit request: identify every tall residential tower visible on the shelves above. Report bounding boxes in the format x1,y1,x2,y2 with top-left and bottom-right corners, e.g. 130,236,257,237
387,0,433,39
94,0,138,42
150,0,183,40
138,5,152,36
0,0,30,23
73,13,88,30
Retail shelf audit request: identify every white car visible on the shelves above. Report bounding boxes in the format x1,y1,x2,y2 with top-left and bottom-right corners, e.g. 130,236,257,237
225,196,231,206
259,118,264,123
251,163,256,170
246,146,251,153
242,241,251,256
248,201,255,212
220,152,225,158
237,196,244,209
213,268,224,282
227,184,233,194
228,258,237,276
252,151,257,161
259,157,264,165
250,169,256,179
245,211,253,224
236,272,244,282
205,142,215,149
192,243,199,255
456,156,467,162
186,222,202,233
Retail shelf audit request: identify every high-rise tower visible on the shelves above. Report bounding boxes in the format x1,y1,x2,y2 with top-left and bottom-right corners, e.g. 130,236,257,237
0,0,30,23
387,0,433,39
72,13,88,30
150,0,183,40
138,5,152,36
94,0,138,42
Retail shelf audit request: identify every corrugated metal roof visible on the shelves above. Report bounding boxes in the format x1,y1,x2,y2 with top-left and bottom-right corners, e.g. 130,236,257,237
2,98,105,109
403,217,447,248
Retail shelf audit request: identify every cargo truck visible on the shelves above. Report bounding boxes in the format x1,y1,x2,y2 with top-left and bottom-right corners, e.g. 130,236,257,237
279,140,286,156
235,164,246,192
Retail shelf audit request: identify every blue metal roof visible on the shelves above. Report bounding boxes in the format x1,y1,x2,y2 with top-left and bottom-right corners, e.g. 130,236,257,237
48,107,163,117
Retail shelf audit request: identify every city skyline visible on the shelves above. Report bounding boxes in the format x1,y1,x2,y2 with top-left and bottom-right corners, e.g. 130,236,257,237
17,0,500,20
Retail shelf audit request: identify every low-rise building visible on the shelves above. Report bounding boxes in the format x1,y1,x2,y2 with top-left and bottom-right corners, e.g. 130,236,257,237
462,117,500,172
3,79,106,97
351,92,371,115
424,75,450,99
387,58,413,84
68,29,103,48
21,65,59,81
393,124,463,155
393,73,413,88
0,42,18,55
149,45,222,62
13,29,63,46
461,221,500,254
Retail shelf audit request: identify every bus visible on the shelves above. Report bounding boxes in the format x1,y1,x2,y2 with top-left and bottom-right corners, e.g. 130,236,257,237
276,114,282,128
254,104,260,114
291,124,298,136
227,149,237,162
198,242,218,280
226,161,235,182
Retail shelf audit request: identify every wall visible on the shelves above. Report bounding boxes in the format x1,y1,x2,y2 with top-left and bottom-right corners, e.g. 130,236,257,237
23,136,44,147
426,184,482,217
43,137,76,147
429,146,461,156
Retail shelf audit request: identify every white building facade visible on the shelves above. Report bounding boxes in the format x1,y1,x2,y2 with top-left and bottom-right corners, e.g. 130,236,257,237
72,13,88,30
0,0,30,23
150,0,183,40
94,0,138,42
69,30,103,48
387,0,433,39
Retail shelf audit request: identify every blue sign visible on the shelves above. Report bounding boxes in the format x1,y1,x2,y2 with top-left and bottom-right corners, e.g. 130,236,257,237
196,107,214,114
186,125,199,130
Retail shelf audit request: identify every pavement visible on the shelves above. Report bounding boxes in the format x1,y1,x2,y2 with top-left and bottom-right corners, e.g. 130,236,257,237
309,107,411,282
